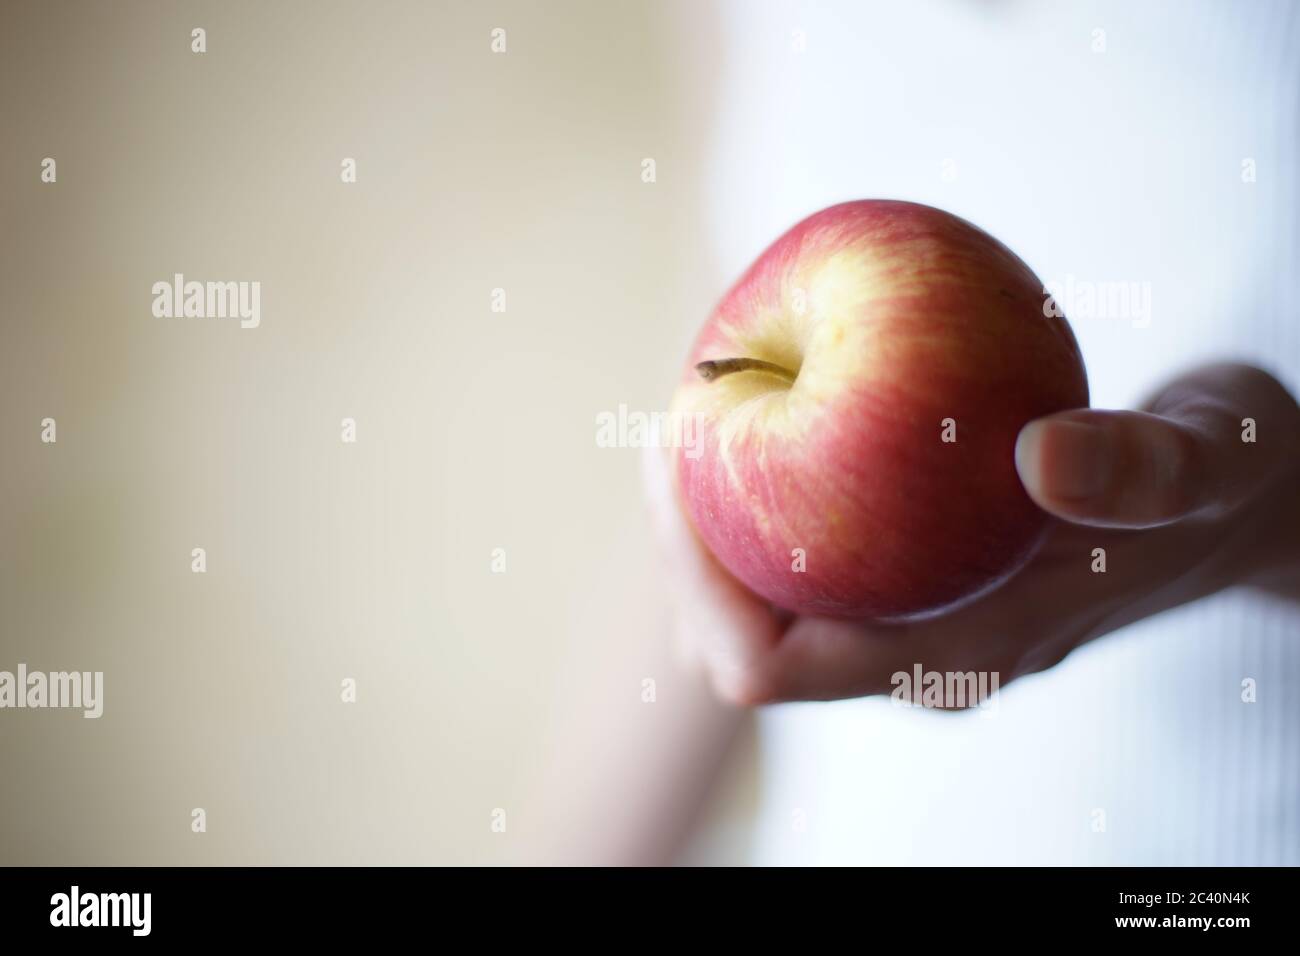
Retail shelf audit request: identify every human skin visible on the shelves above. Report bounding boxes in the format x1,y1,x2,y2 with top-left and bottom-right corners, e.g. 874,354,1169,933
649,362,1300,705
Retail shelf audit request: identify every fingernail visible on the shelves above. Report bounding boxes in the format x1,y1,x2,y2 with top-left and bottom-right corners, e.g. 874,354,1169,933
1017,419,1113,500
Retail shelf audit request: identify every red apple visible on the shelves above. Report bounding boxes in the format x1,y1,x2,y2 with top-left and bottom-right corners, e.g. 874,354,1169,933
672,200,1089,621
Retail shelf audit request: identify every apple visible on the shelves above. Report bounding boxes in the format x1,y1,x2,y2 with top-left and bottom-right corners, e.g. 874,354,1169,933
672,200,1089,621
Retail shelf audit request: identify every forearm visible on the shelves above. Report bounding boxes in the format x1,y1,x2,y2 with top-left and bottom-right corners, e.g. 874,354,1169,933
521,623,746,866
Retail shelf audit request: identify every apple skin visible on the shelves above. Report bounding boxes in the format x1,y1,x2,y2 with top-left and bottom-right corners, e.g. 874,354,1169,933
672,200,1089,622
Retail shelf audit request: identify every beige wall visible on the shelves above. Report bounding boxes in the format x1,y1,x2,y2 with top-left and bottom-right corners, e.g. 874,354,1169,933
0,0,750,864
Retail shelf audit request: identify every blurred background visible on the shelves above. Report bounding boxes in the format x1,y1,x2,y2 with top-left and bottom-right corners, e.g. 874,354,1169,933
0,0,739,865
2,0,1296,865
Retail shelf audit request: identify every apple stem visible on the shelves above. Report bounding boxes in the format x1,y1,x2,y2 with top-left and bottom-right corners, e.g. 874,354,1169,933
695,357,797,384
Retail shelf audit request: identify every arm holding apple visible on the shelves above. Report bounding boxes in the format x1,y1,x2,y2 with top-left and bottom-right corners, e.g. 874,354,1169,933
649,360,1300,705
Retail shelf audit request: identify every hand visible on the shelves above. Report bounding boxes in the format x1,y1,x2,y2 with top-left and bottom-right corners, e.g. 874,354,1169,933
646,363,1300,705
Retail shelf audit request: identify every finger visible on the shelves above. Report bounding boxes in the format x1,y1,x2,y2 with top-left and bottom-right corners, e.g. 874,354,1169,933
728,613,1013,705
1017,364,1300,529
641,446,783,689
1142,362,1300,511
1015,409,1202,528
743,616,917,702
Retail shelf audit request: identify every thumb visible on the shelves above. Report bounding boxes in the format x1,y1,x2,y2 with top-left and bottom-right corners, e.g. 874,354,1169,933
1015,410,1202,528
1015,365,1298,529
